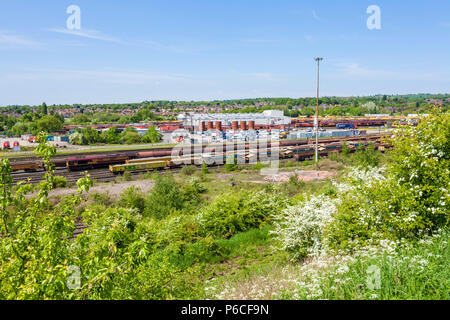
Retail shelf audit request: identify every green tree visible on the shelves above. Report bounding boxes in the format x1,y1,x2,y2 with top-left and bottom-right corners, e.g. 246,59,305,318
142,126,161,143
100,126,120,144
11,122,29,136
71,114,90,124
121,127,141,144
81,127,100,145
36,115,63,133
41,102,48,115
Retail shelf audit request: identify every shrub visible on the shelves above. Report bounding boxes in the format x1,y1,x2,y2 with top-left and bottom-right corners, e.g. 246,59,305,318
123,171,132,181
90,191,112,206
181,177,207,209
181,165,196,176
144,175,184,219
285,161,294,168
341,140,349,155
197,190,288,238
273,194,338,260
281,174,306,196
52,176,67,188
118,186,145,213
224,156,237,172
121,131,141,145
319,114,449,252
354,143,380,167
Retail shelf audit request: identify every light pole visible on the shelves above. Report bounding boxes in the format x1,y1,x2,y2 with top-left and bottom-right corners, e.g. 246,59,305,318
314,57,323,164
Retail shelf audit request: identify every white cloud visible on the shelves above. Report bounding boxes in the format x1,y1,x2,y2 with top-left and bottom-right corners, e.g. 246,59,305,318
3,68,191,85
0,31,40,48
48,27,123,43
329,62,449,82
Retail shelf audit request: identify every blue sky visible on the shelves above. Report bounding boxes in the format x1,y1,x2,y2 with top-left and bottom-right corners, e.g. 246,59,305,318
0,0,449,105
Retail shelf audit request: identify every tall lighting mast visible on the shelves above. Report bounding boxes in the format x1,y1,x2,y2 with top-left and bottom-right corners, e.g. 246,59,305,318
314,57,323,164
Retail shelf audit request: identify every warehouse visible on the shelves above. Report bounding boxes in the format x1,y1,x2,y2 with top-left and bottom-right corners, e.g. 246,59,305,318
178,110,291,130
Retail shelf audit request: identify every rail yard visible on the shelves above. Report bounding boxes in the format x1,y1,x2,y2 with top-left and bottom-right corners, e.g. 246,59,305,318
9,134,389,184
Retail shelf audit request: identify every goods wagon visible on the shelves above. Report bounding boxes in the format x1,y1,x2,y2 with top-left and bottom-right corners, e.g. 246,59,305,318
10,161,41,172
110,160,169,173
126,156,173,164
67,152,138,170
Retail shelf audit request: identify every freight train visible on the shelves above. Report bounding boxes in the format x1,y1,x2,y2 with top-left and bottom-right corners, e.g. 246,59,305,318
8,135,386,173
108,140,381,174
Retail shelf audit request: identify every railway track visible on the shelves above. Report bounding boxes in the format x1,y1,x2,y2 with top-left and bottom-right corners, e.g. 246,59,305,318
12,168,117,185
7,146,176,165
6,134,387,166
11,136,388,185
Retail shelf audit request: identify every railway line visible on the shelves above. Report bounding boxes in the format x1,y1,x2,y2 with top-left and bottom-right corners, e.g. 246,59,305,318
11,135,389,185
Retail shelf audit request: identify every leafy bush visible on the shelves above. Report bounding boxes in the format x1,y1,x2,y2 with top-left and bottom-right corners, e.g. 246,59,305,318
0,135,201,299
197,190,288,238
224,156,237,172
90,191,112,206
341,140,349,155
285,161,295,168
118,186,145,213
181,165,196,176
280,174,306,196
100,126,120,144
275,114,449,257
354,143,380,167
181,177,207,209
52,176,67,188
273,195,338,259
144,175,184,219
141,126,161,143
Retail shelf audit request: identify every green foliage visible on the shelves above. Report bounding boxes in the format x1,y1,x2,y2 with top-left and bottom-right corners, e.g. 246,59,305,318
100,127,120,144
201,162,209,174
121,130,141,145
118,186,145,213
0,136,199,299
280,174,306,196
69,132,84,145
142,126,161,143
354,143,380,167
71,114,90,125
36,115,63,133
90,191,112,206
325,113,449,251
341,141,349,156
198,189,288,238
81,127,101,145
52,176,68,188
279,228,450,300
41,102,48,115
144,175,184,219
0,133,94,299
181,177,207,210
181,165,196,176
284,160,295,168
224,156,237,172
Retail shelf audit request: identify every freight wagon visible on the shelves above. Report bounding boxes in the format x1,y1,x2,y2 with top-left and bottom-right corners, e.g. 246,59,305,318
67,152,138,170
10,161,41,172
110,160,169,173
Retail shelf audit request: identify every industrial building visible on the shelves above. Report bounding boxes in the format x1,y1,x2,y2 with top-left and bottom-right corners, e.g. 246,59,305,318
177,110,291,131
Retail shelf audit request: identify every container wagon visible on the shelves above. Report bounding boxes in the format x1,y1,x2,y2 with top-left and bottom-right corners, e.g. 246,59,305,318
109,160,169,173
